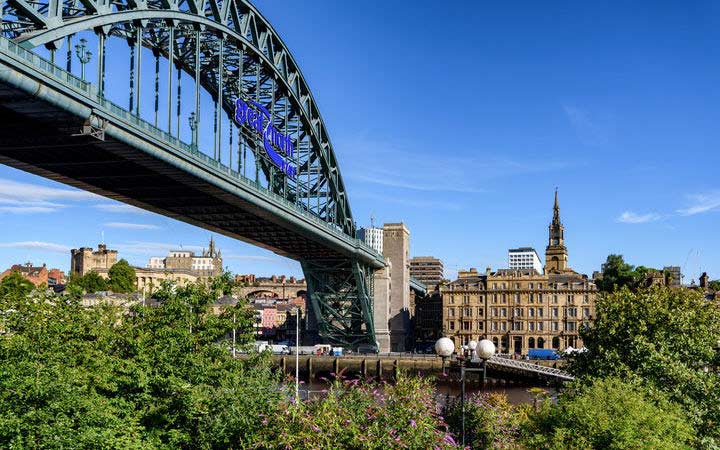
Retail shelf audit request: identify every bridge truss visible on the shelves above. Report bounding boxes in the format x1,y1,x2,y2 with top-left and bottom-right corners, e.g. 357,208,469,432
1,0,380,347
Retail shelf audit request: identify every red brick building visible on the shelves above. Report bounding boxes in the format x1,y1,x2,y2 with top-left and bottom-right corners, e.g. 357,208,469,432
0,263,66,287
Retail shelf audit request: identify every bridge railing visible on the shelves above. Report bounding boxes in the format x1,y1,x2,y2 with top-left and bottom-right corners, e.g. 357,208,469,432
0,36,382,261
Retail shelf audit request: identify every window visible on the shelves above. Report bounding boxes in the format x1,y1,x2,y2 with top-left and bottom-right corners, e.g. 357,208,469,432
538,322,544,331
529,308,535,317
463,295,470,304
448,308,455,318
566,322,577,332
514,308,522,317
513,321,522,331
463,321,471,331
477,321,484,330
529,293,534,303
538,283,543,289
449,321,455,330
492,307,498,317
583,307,590,318
493,283,497,289
501,294,506,303
583,295,589,303
502,283,506,289
552,321,559,331
553,295,558,304
529,322,535,331
567,294,575,303
492,321,498,331
537,308,543,317
464,307,472,317
514,293,520,303
501,321,507,331
450,296,455,304
538,293,543,303
493,294,498,303
501,307,507,317
568,307,577,318
515,283,520,289
552,307,559,318
478,307,484,316
530,282,534,289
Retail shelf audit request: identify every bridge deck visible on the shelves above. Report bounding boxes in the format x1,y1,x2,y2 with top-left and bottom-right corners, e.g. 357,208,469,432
0,36,382,267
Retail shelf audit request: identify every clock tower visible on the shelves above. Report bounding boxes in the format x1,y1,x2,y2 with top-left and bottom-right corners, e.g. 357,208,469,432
545,189,569,273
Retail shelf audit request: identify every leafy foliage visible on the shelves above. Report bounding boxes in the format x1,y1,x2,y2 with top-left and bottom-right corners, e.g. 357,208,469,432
107,259,136,293
66,270,108,293
444,391,520,449
0,278,282,448
256,374,458,449
0,271,35,298
569,286,720,441
520,377,695,449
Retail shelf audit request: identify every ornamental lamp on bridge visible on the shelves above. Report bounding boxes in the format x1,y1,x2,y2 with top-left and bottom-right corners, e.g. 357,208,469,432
434,337,454,376
460,338,495,448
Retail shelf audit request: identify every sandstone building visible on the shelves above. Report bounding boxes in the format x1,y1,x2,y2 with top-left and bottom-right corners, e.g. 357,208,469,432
70,244,118,276
440,191,597,354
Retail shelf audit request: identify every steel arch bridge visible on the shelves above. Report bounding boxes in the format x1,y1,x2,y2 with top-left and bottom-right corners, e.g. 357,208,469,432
0,0,384,347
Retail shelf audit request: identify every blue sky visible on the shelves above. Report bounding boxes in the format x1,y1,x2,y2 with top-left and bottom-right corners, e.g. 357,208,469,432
1,1,719,282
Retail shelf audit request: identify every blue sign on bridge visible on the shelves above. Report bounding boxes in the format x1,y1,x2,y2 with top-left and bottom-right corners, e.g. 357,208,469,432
234,98,297,178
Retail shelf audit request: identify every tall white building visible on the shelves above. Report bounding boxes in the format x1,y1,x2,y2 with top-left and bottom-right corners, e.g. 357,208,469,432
508,247,543,274
357,226,384,254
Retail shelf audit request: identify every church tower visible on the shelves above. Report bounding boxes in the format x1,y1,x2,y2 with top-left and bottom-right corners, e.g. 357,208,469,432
545,189,569,273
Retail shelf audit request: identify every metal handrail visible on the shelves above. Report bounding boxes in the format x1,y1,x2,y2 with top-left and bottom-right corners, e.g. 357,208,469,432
0,36,382,260
487,356,574,381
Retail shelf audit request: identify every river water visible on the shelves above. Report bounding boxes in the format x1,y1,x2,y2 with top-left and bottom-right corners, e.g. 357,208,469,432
298,380,557,406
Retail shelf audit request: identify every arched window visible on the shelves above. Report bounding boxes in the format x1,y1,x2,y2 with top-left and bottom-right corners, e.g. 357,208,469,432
528,337,535,348
552,337,560,349
538,337,545,349
492,337,499,348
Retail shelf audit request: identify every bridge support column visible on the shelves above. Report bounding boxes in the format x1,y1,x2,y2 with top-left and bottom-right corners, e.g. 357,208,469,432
376,359,383,379
382,223,411,352
373,265,391,353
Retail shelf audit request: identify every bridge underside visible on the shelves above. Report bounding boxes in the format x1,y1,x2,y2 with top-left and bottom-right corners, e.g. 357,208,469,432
0,77,377,348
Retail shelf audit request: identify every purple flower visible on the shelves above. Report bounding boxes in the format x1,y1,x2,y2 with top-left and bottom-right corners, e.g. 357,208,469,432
410,419,417,427
443,434,456,445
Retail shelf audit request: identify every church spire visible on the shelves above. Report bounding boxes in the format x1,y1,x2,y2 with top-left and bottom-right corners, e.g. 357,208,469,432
545,189,568,273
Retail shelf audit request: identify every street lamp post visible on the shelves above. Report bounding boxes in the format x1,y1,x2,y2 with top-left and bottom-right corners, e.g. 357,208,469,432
74,38,92,80
459,338,496,447
293,307,300,402
434,337,455,376
188,112,197,148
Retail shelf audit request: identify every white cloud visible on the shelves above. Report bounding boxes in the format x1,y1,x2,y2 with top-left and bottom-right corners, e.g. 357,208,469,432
103,222,160,230
616,211,662,224
0,178,97,202
94,203,149,214
0,241,71,253
0,206,60,214
676,192,720,216
0,178,99,213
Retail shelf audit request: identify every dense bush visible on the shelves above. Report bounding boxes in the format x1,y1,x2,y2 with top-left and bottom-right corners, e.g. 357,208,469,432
444,392,520,449
256,374,458,449
520,377,696,449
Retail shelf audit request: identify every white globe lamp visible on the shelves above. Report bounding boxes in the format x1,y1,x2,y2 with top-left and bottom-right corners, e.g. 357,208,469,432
435,337,455,376
476,339,496,361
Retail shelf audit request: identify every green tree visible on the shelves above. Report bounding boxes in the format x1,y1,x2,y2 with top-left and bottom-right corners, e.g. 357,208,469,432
67,270,108,293
0,271,34,298
107,259,136,293
521,377,695,449
709,280,720,291
0,276,280,448
445,392,520,449
569,286,720,441
595,254,638,292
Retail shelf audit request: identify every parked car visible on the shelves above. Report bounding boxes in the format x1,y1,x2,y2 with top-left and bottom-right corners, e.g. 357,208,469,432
270,344,290,355
528,348,560,360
